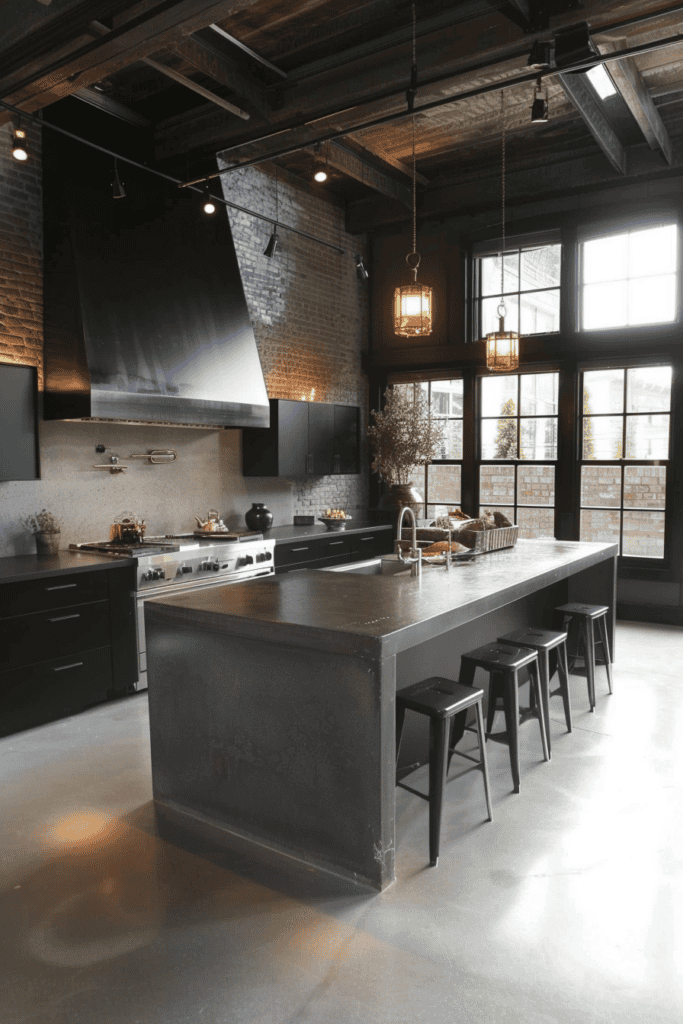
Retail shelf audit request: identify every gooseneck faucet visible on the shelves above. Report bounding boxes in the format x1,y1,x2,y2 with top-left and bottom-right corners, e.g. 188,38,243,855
395,505,422,579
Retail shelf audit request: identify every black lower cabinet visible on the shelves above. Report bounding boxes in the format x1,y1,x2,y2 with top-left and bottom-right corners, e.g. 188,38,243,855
0,563,136,737
274,528,393,574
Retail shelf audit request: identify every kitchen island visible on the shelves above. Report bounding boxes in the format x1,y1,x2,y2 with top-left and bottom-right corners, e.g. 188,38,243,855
145,539,616,891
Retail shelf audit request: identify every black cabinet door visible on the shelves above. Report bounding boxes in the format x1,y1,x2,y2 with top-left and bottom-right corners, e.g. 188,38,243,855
333,405,359,474
0,364,39,481
307,403,335,476
277,400,309,476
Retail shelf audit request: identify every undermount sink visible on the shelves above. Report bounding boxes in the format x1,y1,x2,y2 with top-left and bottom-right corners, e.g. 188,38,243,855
320,556,414,577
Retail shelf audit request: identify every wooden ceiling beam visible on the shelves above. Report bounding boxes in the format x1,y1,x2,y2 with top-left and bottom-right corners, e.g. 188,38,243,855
168,34,271,118
599,40,672,163
556,71,627,174
73,84,151,126
315,140,412,209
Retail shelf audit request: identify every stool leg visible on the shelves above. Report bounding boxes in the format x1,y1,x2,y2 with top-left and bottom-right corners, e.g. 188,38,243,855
451,658,476,752
596,614,613,695
474,701,493,822
396,703,406,768
428,717,450,867
556,640,573,733
537,649,552,758
502,670,521,794
529,661,550,762
486,670,503,735
584,618,596,711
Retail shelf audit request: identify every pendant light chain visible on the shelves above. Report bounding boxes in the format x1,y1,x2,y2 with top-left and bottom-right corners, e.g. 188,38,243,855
412,115,417,261
409,2,418,280
500,88,506,312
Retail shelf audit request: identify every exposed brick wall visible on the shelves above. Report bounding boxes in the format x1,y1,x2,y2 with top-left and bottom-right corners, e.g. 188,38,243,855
0,123,43,381
217,160,369,517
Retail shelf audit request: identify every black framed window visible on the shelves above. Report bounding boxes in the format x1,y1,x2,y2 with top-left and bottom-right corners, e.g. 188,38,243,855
579,222,678,331
473,242,562,338
478,372,559,539
579,366,672,558
395,379,463,518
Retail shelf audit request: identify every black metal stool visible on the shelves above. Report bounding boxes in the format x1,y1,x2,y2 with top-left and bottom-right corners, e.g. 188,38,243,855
458,642,549,794
396,677,492,868
497,627,572,756
555,603,613,712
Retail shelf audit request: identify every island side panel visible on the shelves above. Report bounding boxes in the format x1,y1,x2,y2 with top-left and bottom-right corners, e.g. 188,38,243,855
146,608,396,891
567,552,617,651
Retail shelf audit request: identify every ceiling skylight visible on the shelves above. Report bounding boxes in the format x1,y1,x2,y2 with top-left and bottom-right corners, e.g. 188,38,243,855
586,63,617,99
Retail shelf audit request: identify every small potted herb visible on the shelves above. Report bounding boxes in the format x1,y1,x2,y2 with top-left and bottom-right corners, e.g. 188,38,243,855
22,509,61,555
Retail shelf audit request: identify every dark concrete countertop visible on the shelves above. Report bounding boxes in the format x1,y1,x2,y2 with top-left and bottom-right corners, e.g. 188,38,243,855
148,539,617,658
263,522,392,544
0,551,136,584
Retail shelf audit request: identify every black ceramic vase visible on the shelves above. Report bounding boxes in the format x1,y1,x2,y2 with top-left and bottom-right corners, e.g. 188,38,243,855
245,502,273,531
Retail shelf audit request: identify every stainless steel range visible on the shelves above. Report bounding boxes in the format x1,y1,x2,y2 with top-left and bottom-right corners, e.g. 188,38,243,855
70,532,275,690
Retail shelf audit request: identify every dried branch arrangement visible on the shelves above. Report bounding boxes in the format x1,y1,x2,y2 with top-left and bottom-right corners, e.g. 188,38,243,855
22,509,60,534
368,386,444,487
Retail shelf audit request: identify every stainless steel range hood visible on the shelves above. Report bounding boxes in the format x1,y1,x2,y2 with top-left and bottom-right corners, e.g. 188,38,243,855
43,138,270,429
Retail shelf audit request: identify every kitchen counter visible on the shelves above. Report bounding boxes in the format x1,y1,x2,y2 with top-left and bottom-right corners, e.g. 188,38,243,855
0,550,136,584
263,521,391,544
145,539,617,891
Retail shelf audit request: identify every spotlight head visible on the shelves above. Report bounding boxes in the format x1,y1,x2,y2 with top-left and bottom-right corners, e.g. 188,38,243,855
314,169,328,182
527,41,552,69
11,127,28,161
531,96,548,123
355,255,369,282
112,165,126,200
263,228,279,258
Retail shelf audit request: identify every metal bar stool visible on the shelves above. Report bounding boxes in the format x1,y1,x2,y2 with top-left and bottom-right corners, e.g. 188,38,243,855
497,627,572,756
555,602,613,712
396,677,492,868
458,642,549,794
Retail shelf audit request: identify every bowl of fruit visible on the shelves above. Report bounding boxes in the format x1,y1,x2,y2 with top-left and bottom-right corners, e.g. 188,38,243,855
318,508,353,531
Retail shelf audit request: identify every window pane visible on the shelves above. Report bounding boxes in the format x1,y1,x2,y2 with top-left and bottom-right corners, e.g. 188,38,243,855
520,244,561,290
624,465,666,509
583,369,624,414
481,255,501,296
581,465,621,508
427,464,461,504
521,373,558,415
482,294,519,334
583,233,628,283
583,415,623,459
625,414,670,459
435,419,463,459
480,465,515,504
518,464,555,506
627,366,672,412
583,281,628,329
481,375,517,417
517,507,555,539
520,289,560,334
622,511,665,558
431,379,463,416
628,224,677,278
580,508,621,548
481,505,515,524
520,417,557,459
628,274,676,326
481,419,518,459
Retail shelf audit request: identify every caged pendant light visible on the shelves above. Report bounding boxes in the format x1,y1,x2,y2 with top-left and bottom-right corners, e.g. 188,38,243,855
482,89,519,372
394,4,432,337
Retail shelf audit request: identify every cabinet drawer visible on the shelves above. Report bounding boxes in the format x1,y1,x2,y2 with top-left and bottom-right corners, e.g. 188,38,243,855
316,535,351,558
275,542,318,568
1,600,111,670
0,646,113,737
0,573,109,618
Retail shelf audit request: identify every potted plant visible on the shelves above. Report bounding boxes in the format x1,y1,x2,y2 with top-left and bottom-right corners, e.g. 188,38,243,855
22,509,61,555
368,386,444,515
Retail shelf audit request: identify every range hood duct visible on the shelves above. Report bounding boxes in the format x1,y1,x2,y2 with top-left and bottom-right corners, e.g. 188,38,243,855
43,137,270,429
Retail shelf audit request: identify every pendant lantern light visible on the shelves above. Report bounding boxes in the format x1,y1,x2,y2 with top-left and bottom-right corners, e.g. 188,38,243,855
394,4,432,337
483,89,519,372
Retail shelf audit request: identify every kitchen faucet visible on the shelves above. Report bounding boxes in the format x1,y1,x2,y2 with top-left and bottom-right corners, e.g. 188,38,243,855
395,506,422,579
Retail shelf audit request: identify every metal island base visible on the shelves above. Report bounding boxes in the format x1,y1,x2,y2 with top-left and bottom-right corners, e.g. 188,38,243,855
145,539,617,892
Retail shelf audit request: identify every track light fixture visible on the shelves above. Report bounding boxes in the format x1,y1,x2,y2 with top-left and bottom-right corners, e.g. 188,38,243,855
112,158,126,199
202,183,216,214
531,77,548,123
11,124,28,161
263,227,279,258
527,40,552,69
355,255,369,282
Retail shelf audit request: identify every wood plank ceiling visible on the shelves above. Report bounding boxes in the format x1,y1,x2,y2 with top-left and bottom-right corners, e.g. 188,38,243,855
3,0,683,231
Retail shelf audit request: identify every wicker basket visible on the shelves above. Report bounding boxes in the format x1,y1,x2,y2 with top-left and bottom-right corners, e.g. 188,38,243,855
467,524,519,553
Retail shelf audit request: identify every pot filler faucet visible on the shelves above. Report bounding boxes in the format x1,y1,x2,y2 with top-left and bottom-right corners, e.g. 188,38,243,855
395,506,422,579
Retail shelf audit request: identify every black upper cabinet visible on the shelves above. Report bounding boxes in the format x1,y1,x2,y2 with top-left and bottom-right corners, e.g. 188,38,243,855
0,364,40,481
243,399,360,477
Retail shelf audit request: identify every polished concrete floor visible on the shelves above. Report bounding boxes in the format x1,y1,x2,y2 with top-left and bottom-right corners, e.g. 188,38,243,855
2,620,682,1024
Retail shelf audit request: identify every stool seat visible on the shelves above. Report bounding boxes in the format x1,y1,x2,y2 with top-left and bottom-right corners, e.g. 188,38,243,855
396,676,492,868
398,677,485,718
556,602,609,619
459,641,539,672
498,628,572,753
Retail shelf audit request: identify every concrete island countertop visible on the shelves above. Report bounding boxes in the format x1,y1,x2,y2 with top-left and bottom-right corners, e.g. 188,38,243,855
0,550,136,584
148,539,617,657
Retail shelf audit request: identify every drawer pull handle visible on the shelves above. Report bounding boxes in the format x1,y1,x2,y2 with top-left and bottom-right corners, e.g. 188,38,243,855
48,613,81,623
360,536,373,541
45,583,78,591
53,661,84,673
292,546,310,552
329,541,344,546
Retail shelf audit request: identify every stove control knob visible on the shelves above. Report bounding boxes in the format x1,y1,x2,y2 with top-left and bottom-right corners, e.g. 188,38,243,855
207,560,220,572
142,570,155,582
256,553,267,563
153,568,166,580
178,565,192,574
